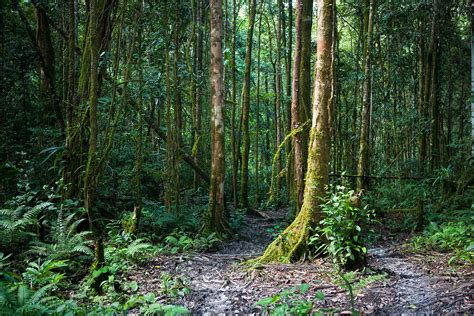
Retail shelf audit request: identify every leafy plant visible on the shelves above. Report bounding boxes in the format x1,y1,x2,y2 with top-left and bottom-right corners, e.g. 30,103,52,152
310,186,375,269
29,211,94,263
0,258,76,316
410,221,473,265
229,208,246,230
159,272,191,298
162,231,221,253
266,224,285,239
0,200,54,249
254,283,326,315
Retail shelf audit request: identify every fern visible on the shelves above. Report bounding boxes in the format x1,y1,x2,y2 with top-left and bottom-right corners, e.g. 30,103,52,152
29,215,94,262
125,239,154,260
0,201,53,249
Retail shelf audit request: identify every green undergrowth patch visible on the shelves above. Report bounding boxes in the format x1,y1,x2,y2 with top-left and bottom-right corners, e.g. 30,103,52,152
409,218,474,265
335,270,388,295
254,283,331,315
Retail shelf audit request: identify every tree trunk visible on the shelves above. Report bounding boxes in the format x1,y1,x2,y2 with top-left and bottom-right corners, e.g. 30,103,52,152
240,0,257,209
428,0,439,172
83,0,118,268
418,17,426,176
356,0,376,193
284,0,293,202
291,0,304,211
298,0,313,197
255,1,264,205
254,0,334,263
194,0,204,190
205,0,230,235
230,0,239,208
34,0,63,128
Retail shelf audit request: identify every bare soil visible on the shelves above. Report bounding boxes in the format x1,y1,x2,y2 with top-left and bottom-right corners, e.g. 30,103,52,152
129,209,474,314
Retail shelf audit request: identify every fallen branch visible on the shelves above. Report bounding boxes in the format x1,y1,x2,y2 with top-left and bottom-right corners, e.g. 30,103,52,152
128,100,211,184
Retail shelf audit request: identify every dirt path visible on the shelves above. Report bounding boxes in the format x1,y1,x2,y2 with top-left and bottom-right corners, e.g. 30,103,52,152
130,210,473,314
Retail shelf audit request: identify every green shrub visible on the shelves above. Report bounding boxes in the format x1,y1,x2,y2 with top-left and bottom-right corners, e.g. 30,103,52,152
310,186,375,269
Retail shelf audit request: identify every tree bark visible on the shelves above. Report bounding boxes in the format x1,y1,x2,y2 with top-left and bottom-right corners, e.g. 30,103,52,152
240,0,257,209
205,0,230,235
230,0,239,208
254,0,334,263
291,0,304,211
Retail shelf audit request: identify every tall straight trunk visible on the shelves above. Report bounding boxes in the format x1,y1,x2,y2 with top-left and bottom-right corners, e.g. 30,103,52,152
230,0,238,207
254,0,334,263
417,17,426,176
299,0,313,184
164,1,174,212
471,2,474,157
255,1,264,205
284,0,293,201
172,19,182,213
205,0,230,235
194,0,204,189
356,0,376,192
291,0,304,211
240,0,257,209
274,4,283,193
63,0,77,200
130,1,144,235
428,0,439,172
66,0,77,130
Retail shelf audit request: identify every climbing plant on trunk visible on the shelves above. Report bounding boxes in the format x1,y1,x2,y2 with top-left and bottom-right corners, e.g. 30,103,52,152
253,0,335,263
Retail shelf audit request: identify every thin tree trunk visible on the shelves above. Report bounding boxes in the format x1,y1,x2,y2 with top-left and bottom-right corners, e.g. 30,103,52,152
255,0,264,206
284,0,293,201
418,17,426,176
356,0,376,193
299,0,313,187
240,0,257,209
230,0,238,208
291,0,304,211
194,0,204,189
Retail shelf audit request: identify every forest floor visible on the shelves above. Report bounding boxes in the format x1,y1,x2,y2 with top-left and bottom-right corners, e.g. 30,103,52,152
129,209,474,314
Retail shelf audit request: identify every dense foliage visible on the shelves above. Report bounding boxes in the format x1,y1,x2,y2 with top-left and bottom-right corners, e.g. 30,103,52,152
0,0,472,313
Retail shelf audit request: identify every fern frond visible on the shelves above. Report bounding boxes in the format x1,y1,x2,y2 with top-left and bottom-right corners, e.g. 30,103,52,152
28,284,54,305
71,245,94,257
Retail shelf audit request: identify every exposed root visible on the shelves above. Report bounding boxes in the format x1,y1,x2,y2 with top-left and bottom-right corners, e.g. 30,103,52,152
247,205,313,264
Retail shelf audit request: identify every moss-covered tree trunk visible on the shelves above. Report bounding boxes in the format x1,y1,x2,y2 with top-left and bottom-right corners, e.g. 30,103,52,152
62,0,115,201
82,0,118,267
205,0,230,235
254,0,334,264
